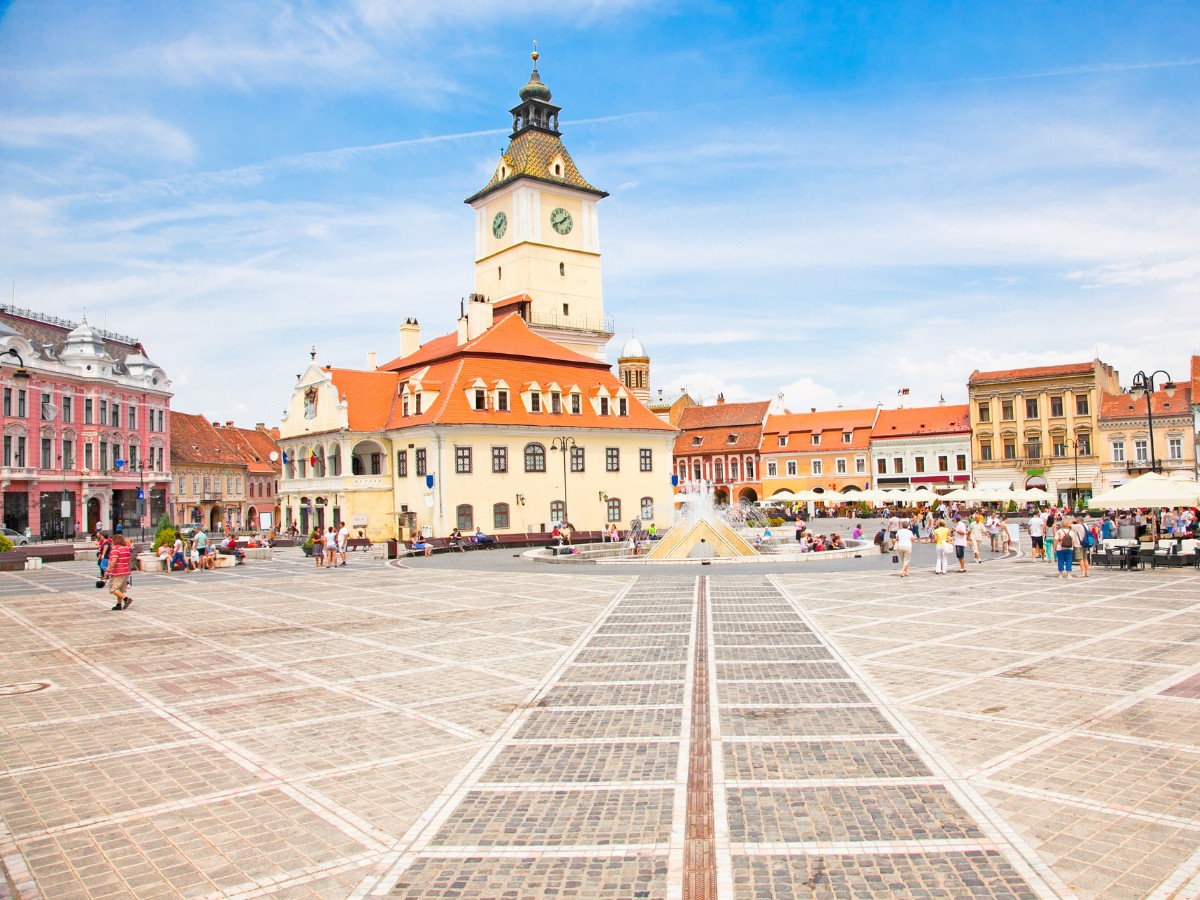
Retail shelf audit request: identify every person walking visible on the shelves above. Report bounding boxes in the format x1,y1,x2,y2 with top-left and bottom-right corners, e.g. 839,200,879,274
933,519,951,574
895,519,914,577
192,527,208,572
953,517,969,572
106,534,133,610
1054,519,1076,579
311,526,324,567
96,530,113,581
337,521,350,567
1070,516,1091,578
1028,511,1046,561
324,526,338,569
969,515,987,564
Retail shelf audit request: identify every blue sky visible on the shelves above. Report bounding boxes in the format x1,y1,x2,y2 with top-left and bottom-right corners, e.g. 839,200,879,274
2,1,1198,425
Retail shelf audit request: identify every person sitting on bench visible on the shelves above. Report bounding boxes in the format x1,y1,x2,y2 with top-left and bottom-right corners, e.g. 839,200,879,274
448,528,466,551
411,535,432,556
472,527,495,547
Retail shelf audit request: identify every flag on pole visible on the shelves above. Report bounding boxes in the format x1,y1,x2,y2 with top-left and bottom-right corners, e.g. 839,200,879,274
309,449,318,467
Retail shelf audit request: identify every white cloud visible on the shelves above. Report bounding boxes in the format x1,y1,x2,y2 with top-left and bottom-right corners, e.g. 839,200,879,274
0,113,195,162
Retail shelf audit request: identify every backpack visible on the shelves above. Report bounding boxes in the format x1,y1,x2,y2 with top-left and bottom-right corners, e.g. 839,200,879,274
1082,530,1094,549
1060,530,1073,549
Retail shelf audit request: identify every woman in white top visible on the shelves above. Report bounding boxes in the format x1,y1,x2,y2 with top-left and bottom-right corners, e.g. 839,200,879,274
894,522,915,577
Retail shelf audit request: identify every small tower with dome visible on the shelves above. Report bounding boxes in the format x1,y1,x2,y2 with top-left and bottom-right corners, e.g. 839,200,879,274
617,332,650,404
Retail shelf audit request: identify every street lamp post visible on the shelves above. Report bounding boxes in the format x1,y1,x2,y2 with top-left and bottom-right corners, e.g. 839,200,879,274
1129,370,1177,473
550,436,577,527
1069,438,1081,510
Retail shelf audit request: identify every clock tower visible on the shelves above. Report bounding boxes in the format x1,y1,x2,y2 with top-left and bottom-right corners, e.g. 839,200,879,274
466,49,612,360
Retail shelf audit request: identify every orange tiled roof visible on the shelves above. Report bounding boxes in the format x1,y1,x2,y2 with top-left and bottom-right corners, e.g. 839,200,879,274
214,424,281,474
1098,387,1193,421
1191,355,1199,404
871,405,970,439
337,315,673,433
677,401,770,431
968,361,1098,384
673,426,764,455
323,369,400,431
169,413,249,468
761,408,878,453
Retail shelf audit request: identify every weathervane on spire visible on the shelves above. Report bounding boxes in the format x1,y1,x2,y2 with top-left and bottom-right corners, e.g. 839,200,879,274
310,345,316,361
532,40,538,67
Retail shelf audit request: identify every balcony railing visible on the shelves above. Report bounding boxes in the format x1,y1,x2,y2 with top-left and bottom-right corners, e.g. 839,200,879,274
202,491,224,501
524,310,615,337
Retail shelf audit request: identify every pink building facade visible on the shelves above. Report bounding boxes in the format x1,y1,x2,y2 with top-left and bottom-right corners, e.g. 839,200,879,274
0,307,172,539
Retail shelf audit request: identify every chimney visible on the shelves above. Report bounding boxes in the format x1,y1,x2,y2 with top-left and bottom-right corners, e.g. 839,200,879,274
255,423,265,429
399,318,420,358
225,421,234,426
456,312,468,345
716,393,725,405
466,293,493,340
366,351,377,370
811,408,816,413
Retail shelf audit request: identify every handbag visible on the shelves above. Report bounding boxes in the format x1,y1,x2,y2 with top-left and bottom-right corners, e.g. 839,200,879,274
891,554,899,563
94,579,106,589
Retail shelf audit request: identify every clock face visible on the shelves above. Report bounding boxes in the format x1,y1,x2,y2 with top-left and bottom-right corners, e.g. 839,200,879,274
491,211,508,239
550,207,573,235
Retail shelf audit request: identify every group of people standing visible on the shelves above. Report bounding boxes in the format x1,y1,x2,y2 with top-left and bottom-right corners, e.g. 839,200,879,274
311,522,351,568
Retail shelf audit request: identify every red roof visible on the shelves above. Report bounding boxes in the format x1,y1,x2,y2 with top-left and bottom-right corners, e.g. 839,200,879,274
336,315,674,433
673,401,770,456
1191,355,1199,405
169,413,249,468
677,401,770,431
762,408,878,453
968,361,1099,384
872,405,970,439
213,424,281,474
1099,387,1193,421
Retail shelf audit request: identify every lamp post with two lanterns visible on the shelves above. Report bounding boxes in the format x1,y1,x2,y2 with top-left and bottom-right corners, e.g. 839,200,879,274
1128,370,1177,473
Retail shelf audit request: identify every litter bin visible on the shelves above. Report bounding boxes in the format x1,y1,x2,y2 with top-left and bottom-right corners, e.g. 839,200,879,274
386,539,399,559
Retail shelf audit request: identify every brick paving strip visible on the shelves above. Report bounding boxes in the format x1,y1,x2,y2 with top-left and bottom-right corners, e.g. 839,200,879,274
353,575,1069,899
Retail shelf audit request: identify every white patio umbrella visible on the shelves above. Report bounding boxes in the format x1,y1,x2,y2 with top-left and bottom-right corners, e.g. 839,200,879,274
1019,487,1051,504
1089,472,1200,509
768,489,798,501
942,487,973,501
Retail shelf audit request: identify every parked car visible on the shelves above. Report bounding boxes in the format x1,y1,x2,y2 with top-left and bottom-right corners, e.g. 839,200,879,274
0,527,30,546
177,524,202,542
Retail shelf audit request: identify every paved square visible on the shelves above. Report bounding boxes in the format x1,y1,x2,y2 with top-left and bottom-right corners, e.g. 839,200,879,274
0,547,1197,898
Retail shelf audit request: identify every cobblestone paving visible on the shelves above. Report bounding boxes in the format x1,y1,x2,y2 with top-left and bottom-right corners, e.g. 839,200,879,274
0,549,1196,898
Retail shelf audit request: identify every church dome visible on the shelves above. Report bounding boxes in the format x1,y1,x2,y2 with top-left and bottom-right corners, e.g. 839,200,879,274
518,51,552,102
619,333,647,359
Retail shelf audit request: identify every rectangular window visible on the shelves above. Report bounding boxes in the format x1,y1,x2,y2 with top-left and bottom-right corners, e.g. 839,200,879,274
112,403,121,428
497,390,508,411
178,476,186,495
530,393,541,413
62,440,74,469
619,397,628,416
767,461,777,477
778,435,788,447
599,397,609,415
1003,440,1016,460
227,477,234,494
566,445,583,472
1025,398,1038,419
1075,394,1089,416
1053,442,1067,458
811,434,821,446
1050,396,1064,417
1111,440,1125,462
98,399,107,424
980,443,993,461
551,392,561,414
812,459,823,475
41,438,52,469
193,476,200,494
956,454,967,470
914,457,925,473
127,404,135,430
876,458,886,474
893,458,904,473
977,402,990,423
84,442,94,470
491,446,508,473
16,390,26,418
787,460,797,476
1134,439,1148,462
416,448,427,476
1169,437,1183,460
203,476,211,494
1001,400,1014,421
85,399,93,424
370,453,382,475
62,397,72,423
855,457,865,473
99,442,108,470
15,436,25,467
938,455,949,472
397,450,408,477
402,395,410,417
571,393,581,414
606,448,620,472
41,393,53,420
493,503,510,530
639,448,652,472
2,388,9,416
842,432,851,444
1025,440,1041,460
414,393,422,415
474,388,486,410
3,435,10,466
836,458,847,474
1077,435,1091,456
455,446,472,474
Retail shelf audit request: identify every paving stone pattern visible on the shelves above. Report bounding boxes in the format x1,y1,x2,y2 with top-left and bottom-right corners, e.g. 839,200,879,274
0,551,1197,897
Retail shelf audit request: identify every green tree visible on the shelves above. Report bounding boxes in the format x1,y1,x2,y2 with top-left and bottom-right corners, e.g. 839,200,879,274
0,533,12,553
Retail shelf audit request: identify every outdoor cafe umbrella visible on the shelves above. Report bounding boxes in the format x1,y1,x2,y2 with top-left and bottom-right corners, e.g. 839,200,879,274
768,490,798,501
942,487,973,501
1088,472,1200,509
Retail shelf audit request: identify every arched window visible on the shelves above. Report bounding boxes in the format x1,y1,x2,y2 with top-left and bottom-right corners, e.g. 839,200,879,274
606,498,622,522
456,504,474,530
641,497,654,521
328,446,341,476
559,262,565,276
714,460,724,482
493,502,510,530
550,500,565,524
524,442,546,472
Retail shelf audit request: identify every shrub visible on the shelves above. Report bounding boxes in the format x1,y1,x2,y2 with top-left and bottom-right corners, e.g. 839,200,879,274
0,533,11,553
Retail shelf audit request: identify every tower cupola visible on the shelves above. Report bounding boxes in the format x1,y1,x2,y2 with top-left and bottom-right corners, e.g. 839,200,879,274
511,46,561,137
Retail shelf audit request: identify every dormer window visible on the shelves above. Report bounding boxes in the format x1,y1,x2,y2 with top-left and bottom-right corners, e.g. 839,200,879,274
692,436,702,446
414,393,422,415
618,398,628,416
530,393,541,413
600,397,609,415
842,431,852,444
555,163,562,175
551,392,562,414
402,394,410,417
779,435,788,447
812,434,821,446
475,389,486,410
571,393,581,415
497,390,509,411
727,433,738,444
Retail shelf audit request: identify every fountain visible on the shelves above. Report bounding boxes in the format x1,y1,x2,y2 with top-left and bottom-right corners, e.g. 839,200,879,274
646,480,758,560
